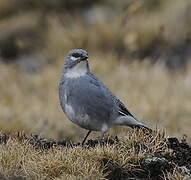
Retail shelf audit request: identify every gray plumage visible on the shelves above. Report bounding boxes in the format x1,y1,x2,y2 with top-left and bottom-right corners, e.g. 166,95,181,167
59,49,151,144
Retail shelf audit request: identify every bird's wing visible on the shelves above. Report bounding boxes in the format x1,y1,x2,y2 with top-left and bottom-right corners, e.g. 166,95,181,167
88,73,151,130
116,98,135,118
116,98,153,131
89,73,135,118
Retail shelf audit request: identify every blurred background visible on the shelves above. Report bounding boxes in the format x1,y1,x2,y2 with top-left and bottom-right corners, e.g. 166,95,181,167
0,0,191,142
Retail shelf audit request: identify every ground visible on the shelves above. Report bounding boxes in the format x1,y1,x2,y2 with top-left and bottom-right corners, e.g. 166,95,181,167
0,129,190,180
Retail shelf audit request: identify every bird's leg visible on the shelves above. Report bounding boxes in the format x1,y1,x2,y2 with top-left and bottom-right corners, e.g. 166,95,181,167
101,131,108,143
82,130,91,146
101,132,106,139
99,131,109,145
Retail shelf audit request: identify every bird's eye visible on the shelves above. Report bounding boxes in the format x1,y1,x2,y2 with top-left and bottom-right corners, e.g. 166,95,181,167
72,53,81,58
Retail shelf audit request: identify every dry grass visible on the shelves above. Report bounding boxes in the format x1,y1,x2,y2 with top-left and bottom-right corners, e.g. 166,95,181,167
0,129,190,179
0,129,176,180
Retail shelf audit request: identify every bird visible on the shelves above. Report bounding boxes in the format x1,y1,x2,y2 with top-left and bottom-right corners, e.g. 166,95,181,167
59,49,151,145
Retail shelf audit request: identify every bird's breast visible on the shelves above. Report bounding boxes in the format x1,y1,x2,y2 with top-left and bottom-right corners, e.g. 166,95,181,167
64,103,75,121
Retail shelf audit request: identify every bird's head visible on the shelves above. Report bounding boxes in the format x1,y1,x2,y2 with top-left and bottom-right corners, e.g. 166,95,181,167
64,49,89,78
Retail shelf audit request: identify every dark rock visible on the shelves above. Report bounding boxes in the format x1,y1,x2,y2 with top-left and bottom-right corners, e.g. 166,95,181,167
141,155,172,177
0,133,9,144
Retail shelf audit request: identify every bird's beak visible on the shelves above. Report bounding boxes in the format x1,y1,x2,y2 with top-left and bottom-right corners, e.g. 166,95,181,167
81,55,88,61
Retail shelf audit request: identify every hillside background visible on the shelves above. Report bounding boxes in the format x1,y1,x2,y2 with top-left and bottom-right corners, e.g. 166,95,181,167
0,0,191,143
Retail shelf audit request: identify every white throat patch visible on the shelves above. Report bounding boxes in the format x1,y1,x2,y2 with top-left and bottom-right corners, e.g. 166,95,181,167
65,60,88,78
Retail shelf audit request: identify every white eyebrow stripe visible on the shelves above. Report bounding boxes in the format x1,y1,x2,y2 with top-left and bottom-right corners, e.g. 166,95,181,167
70,56,79,61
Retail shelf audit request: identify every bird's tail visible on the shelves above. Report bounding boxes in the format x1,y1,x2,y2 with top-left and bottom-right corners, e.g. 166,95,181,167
116,115,152,133
126,116,152,133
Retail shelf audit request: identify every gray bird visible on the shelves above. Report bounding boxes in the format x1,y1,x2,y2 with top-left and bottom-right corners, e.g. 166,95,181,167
59,49,151,145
